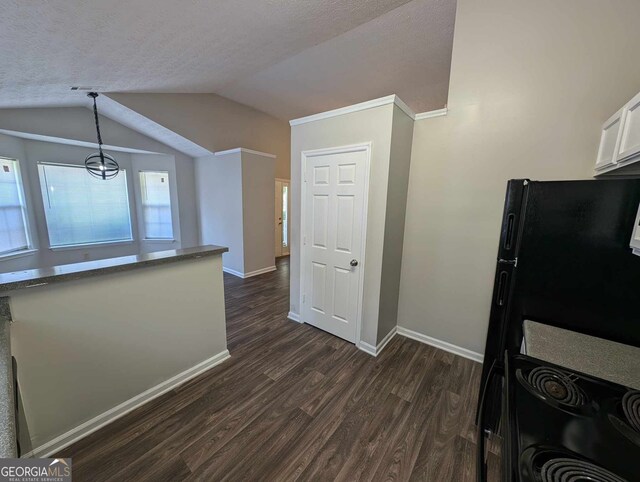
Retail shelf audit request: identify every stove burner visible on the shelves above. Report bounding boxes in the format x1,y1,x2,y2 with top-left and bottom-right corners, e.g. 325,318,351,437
622,390,640,433
527,367,587,407
540,457,627,482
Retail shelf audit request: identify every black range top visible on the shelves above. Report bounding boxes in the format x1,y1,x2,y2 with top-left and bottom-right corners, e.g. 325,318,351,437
504,355,640,482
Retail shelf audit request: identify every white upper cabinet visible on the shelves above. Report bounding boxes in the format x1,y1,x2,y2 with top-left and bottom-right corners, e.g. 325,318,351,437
595,108,623,171
596,91,640,175
617,91,640,163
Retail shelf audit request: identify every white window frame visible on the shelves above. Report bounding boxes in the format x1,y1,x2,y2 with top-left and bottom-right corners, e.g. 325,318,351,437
138,170,175,242
37,162,134,249
0,157,34,259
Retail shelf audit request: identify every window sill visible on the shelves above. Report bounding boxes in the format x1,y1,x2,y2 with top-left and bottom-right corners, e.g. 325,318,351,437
0,248,38,261
142,239,176,243
49,240,134,251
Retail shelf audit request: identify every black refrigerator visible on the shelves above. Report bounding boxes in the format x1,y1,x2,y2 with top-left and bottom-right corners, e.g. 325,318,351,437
477,178,640,433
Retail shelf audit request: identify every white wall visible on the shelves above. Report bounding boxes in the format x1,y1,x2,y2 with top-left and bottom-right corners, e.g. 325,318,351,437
396,0,640,354
196,149,276,277
9,254,227,453
290,104,395,347
195,152,245,274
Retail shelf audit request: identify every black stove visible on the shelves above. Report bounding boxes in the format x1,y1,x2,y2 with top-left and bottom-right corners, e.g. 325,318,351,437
503,354,640,481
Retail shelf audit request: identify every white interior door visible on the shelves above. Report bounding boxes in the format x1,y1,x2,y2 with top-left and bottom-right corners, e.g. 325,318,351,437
275,179,290,257
302,146,368,343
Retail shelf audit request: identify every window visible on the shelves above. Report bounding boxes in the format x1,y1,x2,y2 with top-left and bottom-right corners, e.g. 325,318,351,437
139,171,173,240
0,157,31,256
38,163,133,247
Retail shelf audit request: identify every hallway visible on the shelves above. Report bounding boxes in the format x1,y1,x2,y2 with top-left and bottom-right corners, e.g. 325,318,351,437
58,257,496,480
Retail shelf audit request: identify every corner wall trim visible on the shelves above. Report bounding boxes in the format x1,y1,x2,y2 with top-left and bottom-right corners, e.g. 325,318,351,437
357,326,398,357
357,341,377,356
21,349,231,458
290,95,416,126
223,266,277,279
397,326,483,363
214,147,276,158
414,108,448,121
287,311,302,323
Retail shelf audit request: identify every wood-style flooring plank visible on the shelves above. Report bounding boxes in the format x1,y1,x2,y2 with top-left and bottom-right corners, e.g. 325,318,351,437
57,257,495,481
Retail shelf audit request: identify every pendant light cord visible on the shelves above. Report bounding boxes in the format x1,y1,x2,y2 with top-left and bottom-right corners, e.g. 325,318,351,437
88,92,104,152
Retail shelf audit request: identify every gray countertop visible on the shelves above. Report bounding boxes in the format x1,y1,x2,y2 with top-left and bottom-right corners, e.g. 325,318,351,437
0,299,16,458
0,245,228,293
523,319,640,390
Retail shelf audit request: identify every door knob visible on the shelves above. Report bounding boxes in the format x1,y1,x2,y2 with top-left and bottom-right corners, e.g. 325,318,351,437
350,259,359,267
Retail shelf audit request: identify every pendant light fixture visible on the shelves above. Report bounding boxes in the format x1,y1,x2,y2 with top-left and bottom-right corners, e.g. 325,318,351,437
85,92,119,180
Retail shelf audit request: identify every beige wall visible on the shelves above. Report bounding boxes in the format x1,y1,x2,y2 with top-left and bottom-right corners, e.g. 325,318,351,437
108,93,292,180
377,106,414,343
241,151,276,274
397,0,640,354
9,255,227,453
290,104,395,346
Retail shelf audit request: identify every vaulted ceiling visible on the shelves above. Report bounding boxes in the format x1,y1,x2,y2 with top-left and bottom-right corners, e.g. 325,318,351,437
0,0,456,120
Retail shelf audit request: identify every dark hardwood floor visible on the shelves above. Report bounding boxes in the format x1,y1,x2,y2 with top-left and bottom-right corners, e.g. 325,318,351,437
58,256,499,480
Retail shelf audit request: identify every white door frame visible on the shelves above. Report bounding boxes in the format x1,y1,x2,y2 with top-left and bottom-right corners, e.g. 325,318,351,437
300,142,372,348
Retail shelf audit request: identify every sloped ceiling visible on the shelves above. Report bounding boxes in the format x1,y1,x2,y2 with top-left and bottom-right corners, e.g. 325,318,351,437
0,0,455,120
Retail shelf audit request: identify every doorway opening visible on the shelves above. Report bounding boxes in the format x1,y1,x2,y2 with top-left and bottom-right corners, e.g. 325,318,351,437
275,179,290,257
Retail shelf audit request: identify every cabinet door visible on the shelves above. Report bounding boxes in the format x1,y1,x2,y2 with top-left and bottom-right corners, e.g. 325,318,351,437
617,91,640,164
595,108,624,171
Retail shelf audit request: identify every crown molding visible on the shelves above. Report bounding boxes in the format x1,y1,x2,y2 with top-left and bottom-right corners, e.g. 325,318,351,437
414,107,448,120
214,147,276,158
289,95,416,126
392,96,416,120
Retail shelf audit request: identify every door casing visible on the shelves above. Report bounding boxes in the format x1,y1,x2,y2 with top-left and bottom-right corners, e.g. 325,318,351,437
300,142,372,347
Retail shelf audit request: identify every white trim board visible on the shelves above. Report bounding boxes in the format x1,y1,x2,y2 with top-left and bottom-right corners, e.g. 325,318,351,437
414,107,448,120
214,147,276,158
287,311,301,323
21,350,231,458
290,95,416,126
289,95,449,126
397,326,483,363
357,326,398,357
223,266,277,279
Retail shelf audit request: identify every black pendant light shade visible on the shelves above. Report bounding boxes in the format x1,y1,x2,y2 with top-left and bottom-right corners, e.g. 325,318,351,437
85,92,119,180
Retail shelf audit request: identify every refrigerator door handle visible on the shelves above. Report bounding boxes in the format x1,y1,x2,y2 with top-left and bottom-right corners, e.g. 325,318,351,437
504,213,516,250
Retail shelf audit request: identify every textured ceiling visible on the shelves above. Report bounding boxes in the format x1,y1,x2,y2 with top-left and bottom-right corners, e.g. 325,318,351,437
219,0,456,119
0,0,455,119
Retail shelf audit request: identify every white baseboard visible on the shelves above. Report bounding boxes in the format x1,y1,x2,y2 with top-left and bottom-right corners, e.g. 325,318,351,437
223,266,276,279
357,326,397,357
244,266,276,278
397,326,483,363
377,326,397,355
22,350,231,458
357,341,377,356
287,311,301,323
222,267,244,278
